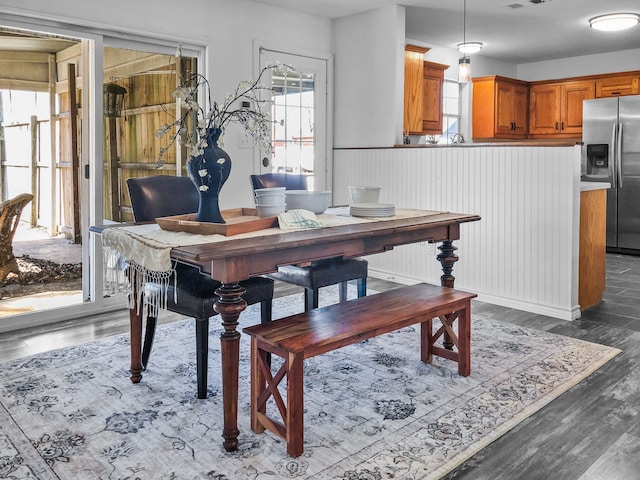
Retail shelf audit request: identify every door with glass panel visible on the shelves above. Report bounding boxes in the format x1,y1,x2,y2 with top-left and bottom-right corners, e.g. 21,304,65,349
258,50,328,190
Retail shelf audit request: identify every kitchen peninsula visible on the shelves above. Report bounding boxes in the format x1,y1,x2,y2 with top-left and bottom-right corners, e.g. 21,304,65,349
333,142,602,320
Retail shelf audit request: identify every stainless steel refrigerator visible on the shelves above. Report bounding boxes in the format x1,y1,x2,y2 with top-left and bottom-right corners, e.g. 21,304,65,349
582,95,640,253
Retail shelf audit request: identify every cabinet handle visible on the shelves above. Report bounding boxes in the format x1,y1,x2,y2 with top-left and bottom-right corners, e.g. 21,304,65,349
611,91,622,95
555,122,559,130
561,121,565,130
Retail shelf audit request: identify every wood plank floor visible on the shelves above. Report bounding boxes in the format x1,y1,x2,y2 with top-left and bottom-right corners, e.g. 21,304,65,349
1,255,638,479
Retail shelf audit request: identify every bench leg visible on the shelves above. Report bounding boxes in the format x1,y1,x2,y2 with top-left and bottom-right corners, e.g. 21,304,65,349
420,300,472,377
249,341,306,457
420,318,433,364
250,337,267,434
286,351,305,457
458,302,471,376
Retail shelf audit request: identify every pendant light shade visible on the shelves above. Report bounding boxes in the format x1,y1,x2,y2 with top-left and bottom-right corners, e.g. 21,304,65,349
459,57,471,83
589,13,640,31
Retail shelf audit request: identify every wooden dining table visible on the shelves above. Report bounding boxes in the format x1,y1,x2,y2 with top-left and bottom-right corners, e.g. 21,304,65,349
95,208,480,452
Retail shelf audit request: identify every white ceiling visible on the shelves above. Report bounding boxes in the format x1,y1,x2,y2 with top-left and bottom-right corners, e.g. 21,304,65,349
254,0,640,64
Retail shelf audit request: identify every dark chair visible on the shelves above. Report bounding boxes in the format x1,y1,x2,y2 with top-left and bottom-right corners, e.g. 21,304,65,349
127,175,274,399
250,173,367,311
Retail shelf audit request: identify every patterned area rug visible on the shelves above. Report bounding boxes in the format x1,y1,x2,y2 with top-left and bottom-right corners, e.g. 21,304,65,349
0,288,620,480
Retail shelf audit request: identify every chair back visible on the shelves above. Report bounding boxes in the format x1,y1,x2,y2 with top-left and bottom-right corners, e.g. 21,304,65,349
127,175,198,222
250,173,309,191
0,192,33,249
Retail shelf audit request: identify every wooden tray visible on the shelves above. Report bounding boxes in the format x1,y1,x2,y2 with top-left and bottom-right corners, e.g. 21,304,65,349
155,208,278,236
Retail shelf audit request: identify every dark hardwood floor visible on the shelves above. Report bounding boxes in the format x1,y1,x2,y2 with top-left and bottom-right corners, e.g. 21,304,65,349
1,254,638,479
444,253,640,480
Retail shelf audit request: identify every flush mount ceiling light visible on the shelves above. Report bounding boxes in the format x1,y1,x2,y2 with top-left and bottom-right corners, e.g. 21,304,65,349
589,13,640,32
457,41,483,54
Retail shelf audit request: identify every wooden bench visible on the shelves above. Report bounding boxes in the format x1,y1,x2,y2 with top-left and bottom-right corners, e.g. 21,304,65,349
242,282,477,457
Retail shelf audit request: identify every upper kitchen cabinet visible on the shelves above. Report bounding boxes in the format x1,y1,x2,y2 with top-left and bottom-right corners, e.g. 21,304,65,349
403,45,448,135
472,76,529,140
529,80,594,137
595,74,639,98
421,61,449,133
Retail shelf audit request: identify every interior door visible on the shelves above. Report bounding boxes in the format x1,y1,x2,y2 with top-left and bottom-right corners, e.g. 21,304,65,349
258,50,328,190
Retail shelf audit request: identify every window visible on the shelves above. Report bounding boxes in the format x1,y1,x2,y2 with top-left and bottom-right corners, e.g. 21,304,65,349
438,80,462,144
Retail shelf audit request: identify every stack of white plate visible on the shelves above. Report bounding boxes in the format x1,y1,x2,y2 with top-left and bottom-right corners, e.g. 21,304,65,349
254,187,286,217
350,203,396,218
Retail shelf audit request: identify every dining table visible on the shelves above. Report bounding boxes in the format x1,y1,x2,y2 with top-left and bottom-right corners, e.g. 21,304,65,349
93,207,480,452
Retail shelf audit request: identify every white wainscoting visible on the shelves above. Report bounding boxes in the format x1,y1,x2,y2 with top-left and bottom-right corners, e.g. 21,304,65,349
334,145,582,320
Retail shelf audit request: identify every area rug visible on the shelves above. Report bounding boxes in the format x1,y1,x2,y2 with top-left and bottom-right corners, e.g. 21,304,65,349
0,288,620,480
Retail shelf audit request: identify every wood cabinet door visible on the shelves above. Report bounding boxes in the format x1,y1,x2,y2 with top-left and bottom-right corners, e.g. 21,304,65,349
561,81,594,134
403,49,425,135
495,82,516,135
529,84,560,134
422,68,443,133
595,75,640,98
513,84,529,135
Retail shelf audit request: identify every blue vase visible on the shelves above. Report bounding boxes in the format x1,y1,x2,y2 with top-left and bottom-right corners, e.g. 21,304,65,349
186,127,231,223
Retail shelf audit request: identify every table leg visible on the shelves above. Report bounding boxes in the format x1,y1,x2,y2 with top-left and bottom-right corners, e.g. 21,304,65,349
128,293,143,383
437,241,459,350
214,282,247,452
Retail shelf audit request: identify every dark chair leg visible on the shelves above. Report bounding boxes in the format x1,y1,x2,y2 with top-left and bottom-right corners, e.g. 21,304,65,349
357,277,367,298
260,300,273,367
304,288,319,312
260,299,273,325
195,317,210,399
141,316,157,371
338,281,348,303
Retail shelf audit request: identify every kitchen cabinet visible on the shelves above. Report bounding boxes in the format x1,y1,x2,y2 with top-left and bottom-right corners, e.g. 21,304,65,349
579,184,608,310
595,74,639,97
403,45,429,135
403,45,448,135
472,76,529,140
421,61,449,133
529,80,594,137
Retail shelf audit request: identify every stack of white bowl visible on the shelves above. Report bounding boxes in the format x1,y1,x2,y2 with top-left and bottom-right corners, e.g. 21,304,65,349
253,187,286,217
348,186,382,204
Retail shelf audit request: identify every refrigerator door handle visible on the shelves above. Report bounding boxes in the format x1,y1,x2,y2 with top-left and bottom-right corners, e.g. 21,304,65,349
618,122,623,188
611,122,618,188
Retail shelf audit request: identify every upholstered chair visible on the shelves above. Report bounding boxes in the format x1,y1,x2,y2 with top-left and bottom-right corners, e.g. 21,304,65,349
127,175,274,399
250,173,367,311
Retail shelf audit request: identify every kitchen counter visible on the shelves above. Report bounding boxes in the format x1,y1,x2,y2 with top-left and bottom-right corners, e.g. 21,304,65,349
580,181,610,192
394,141,580,148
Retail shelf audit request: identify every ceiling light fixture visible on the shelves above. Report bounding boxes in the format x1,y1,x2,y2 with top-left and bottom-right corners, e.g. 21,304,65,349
457,41,483,54
589,13,640,32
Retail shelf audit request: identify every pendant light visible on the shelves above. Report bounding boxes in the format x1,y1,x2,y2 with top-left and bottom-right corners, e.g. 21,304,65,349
457,0,481,83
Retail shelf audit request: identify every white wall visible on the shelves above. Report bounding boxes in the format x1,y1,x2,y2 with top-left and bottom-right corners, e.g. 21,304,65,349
517,48,640,81
334,145,582,321
332,5,405,148
0,0,332,209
